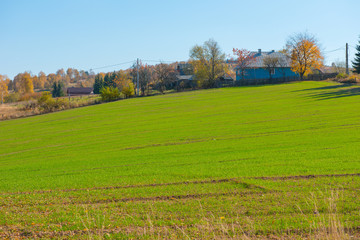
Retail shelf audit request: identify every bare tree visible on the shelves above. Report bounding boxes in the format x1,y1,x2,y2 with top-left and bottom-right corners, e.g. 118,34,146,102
333,60,346,73
139,65,152,95
277,56,290,80
130,62,153,96
263,55,279,80
154,63,177,93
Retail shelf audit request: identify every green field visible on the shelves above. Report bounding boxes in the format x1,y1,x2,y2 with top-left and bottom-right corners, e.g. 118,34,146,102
1,81,360,239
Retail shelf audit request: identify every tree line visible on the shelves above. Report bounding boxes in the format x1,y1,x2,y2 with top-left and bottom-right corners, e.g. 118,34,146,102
0,68,95,103
2,31,359,105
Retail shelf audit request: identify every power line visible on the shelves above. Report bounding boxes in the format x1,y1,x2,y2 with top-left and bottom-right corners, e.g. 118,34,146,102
324,47,345,53
142,59,183,63
90,59,182,71
90,60,135,71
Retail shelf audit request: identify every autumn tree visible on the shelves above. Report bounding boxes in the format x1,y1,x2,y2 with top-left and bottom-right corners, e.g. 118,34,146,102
121,81,135,98
14,72,34,94
56,69,65,79
32,75,40,89
130,62,153,96
190,39,226,88
139,65,152,95
232,48,256,81
0,74,11,89
263,55,279,80
113,70,131,90
73,69,80,82
154,63,177,93
0,80,8,104
286,32,323,80
46,73,59,89
38,71,47,89
66,68,74,82
352,37,360,74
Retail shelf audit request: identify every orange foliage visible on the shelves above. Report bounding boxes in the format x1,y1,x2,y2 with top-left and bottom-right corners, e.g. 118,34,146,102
289,36,323,80
0,80,8,103
113,70,131,90
232,48,256,80
15,72,34,94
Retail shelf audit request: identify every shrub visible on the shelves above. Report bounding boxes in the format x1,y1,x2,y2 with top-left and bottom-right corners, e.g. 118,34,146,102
100,87,120,102
338,75,359,83
18,92,42,102
21,100,37,111
121,82,135,98
38,92,52,105
4,92,20,103
336,73,348,79
37,92,67,112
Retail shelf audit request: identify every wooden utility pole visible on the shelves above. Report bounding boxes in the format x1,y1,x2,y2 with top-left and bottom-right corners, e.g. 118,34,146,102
346,43,349,75
136,58,140,96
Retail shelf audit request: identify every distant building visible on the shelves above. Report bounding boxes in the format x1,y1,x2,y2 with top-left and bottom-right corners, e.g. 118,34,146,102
176,63,193,75
176,62,234,83
235,49,298,81
66,87,93,96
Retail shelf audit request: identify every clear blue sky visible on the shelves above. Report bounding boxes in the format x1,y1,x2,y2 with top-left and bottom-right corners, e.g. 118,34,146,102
1,0,359,79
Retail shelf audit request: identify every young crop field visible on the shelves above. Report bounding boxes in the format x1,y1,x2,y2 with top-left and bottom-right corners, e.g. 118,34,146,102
1,81,360,239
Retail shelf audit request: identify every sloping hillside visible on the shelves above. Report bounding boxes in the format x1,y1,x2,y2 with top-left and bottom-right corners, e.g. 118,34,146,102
1,81,360,239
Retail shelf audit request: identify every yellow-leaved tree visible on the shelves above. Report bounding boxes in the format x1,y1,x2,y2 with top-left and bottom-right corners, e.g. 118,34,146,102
14,72,34,94
286,32,324,80
190,39,227,88
0,80,8,104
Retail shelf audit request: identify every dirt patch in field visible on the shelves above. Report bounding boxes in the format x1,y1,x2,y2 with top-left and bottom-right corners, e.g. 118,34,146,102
253,173,360,180
76,190,257,205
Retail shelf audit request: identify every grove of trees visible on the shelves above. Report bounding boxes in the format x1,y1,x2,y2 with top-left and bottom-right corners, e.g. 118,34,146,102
3,32,357,106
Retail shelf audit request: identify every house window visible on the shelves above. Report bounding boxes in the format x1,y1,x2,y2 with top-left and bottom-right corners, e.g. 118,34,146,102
270,69,275,75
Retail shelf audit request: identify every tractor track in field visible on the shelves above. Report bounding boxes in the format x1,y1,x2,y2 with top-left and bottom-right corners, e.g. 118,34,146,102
58,190,271,205
0,190,272,207
252,173,360,180
1,173,359,196
0,178,255,195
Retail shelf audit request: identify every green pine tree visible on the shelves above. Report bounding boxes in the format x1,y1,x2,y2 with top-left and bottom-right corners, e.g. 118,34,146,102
93,74,104,94
51,82,58,97
52,81,64,97
352,38,360,74
57,82,64,97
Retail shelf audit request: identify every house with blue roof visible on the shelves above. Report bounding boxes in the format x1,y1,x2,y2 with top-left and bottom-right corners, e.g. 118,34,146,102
235,49,298,81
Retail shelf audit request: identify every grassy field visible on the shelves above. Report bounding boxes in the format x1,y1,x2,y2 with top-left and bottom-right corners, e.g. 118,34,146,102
1,81,360,239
